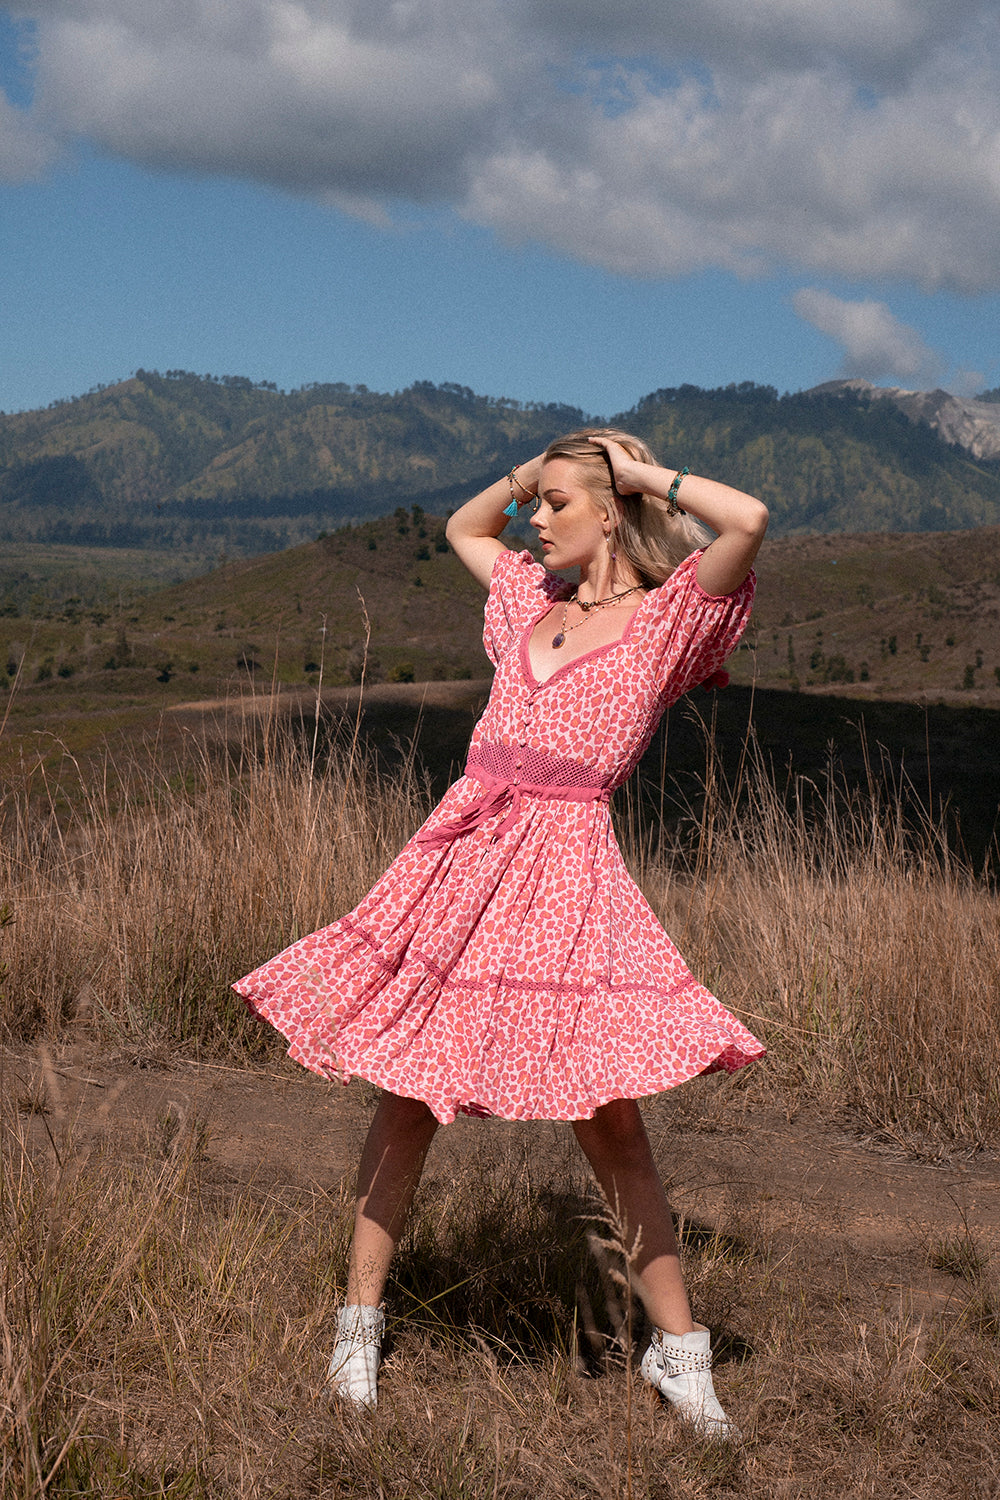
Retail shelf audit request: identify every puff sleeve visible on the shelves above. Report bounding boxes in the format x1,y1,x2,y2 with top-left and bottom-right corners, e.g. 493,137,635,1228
640,551,755,703
482,548,567,667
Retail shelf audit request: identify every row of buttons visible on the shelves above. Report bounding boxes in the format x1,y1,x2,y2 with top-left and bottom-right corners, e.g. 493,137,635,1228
512,677,548,784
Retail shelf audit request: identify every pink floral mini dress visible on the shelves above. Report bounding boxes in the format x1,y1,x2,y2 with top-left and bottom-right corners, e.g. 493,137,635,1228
233,548,765,1123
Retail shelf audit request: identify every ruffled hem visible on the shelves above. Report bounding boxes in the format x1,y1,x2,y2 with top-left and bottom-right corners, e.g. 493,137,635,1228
233,926,765,1125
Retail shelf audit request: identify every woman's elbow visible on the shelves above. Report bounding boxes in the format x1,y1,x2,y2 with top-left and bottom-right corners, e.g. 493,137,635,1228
743,498,769,539
444,512,464,546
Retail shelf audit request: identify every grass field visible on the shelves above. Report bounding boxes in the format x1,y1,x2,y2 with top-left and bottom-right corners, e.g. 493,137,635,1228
2,712,998,1496
2,523,1000,728
0,542,218,613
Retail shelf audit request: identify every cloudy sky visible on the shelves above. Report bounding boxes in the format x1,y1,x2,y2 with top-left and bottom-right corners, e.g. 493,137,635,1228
1,0,998,416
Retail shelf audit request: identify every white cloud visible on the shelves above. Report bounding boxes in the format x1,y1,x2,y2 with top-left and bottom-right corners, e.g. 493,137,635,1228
0,87,54,180
529,0,986,90
464,50,1000,292
5,0,1000,289
791,288,945,385
18,1,505,196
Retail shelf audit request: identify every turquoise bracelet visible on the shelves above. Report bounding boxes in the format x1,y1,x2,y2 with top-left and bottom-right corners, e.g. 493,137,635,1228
502,465,536,518
665,466,689,516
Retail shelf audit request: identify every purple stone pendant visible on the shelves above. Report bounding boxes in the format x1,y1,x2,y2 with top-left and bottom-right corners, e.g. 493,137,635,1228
551,632,565,648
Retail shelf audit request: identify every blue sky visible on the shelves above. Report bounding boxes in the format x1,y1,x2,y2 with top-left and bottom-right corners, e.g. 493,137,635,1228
1,2,998,418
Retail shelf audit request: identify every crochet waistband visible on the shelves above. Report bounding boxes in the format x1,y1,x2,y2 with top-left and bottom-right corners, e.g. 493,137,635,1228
416,741,612,850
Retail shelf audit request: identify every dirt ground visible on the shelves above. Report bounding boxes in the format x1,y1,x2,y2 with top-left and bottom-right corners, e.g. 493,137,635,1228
9,1041,998,1332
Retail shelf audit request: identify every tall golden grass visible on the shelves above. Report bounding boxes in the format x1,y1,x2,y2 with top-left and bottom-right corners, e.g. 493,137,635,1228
3,704,996,1148
3,1060,998,1497
0,709,430,1054
2,709,999,1494
632,729,1000,1153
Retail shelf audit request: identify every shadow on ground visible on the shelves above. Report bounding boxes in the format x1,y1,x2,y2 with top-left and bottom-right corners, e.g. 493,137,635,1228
251,682,1000,868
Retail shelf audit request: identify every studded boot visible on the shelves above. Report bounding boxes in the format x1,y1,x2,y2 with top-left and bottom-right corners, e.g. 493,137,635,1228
640,1324,740,1441
327,1304,385,1410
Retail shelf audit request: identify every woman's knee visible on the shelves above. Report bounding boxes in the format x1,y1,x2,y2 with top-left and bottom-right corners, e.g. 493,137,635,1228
573,1099,651,1165
373,1090,439,1143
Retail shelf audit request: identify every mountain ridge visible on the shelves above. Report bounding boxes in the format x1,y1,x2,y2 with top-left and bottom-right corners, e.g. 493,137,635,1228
807,379,1000,461
2,372,999,558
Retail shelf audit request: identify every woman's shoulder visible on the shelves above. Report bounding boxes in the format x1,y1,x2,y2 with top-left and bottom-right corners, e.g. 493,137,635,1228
483,547,569,665
641,549,755,614
490,547,571,603
633,549,756,696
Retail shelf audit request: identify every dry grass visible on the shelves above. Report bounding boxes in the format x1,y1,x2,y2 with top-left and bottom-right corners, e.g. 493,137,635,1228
2,703,1000,1493
2,1069,999,1499
2,700,997,1151
0,701,431,1054
628,730,1000,1154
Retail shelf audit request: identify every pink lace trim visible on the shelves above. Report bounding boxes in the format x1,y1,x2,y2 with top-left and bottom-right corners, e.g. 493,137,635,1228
415,742,612,849
339,914,694,1002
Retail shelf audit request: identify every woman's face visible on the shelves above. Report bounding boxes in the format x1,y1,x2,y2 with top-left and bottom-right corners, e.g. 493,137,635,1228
530,458,610,572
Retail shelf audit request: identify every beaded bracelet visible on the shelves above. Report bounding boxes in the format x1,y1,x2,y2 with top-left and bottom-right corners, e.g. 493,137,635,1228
665,466,689,517
503,465,537,518
511,467,534,499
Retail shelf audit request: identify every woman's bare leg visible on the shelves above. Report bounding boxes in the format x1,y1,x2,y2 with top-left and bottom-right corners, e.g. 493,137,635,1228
573,1098,695,1335
346,1090,439,1306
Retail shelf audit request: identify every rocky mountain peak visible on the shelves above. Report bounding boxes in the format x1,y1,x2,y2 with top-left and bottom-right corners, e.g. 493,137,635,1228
807,379,1000,461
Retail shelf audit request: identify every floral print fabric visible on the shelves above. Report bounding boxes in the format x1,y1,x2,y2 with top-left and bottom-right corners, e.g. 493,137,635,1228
233,548,765,1123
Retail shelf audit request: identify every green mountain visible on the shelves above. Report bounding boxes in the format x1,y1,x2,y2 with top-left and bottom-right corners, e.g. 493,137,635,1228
628,384,1000,533
2,373,1000,560
0,373,586,556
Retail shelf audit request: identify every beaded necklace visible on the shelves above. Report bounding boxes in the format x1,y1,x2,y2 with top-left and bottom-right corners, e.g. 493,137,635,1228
551,585,642,649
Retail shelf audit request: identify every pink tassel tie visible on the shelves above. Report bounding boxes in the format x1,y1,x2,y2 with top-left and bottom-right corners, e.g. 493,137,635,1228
416,742,613,851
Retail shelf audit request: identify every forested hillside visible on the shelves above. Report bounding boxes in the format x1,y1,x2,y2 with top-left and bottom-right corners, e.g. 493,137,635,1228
2,372,999,558
630,384,1000,534
0,373,586,556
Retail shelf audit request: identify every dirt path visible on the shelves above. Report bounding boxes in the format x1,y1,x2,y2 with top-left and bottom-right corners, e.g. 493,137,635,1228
9,1045,996,1319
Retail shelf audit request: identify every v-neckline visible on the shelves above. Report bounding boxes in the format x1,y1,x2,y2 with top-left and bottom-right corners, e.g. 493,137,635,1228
520,597,646,689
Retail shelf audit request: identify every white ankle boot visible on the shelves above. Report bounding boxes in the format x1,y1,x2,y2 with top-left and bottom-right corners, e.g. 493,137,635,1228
327,1304,385,1410
640,1325,740,1441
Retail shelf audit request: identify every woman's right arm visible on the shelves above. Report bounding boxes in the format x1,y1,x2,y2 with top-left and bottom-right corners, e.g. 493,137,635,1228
445,455,546,589
589,437,768,596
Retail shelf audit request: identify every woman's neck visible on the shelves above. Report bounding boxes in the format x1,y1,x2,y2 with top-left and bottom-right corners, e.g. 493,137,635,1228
577,560,643,603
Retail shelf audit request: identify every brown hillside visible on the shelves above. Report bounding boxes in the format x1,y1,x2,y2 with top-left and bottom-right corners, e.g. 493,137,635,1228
734,525,1000,705
2,520,999,788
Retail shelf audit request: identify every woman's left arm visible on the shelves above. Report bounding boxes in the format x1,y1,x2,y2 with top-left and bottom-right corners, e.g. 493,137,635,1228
446,453,547,589
590,438,769,596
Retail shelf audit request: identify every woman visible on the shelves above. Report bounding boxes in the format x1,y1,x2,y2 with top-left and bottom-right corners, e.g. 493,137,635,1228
233,429,768,1439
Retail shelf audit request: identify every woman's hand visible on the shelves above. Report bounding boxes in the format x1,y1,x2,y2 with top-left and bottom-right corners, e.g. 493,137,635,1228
587,435,643,494
589,435,768,595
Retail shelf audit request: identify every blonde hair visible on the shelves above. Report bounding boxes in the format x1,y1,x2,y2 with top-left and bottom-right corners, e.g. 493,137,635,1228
542,427,712,589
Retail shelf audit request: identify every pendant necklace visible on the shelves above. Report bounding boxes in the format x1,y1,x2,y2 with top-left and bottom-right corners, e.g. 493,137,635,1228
551,585,642,648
